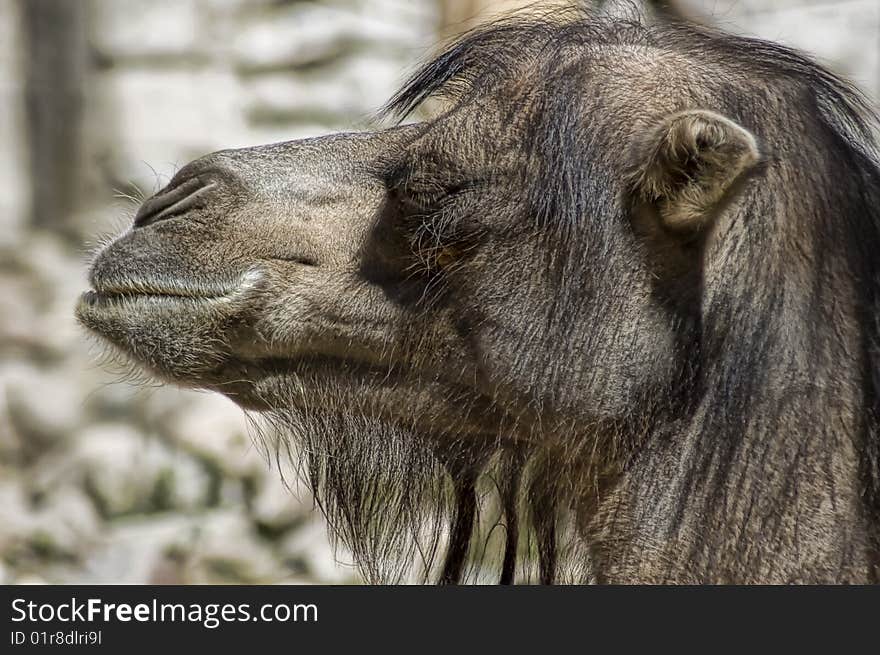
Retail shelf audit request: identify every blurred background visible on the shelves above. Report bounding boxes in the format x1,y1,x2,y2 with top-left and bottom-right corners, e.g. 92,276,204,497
0,0,878,584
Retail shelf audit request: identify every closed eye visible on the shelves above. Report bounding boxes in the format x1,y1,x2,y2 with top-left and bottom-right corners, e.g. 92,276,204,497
392,179,482,214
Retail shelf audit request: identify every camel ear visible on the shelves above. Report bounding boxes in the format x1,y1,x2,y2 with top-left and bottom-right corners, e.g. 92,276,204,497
626,109,760,231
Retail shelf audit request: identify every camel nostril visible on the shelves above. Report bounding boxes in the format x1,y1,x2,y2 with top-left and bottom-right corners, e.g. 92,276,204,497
133,176,218,229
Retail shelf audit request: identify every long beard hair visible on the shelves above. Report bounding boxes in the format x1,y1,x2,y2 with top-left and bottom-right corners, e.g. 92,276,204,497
247,373,616,584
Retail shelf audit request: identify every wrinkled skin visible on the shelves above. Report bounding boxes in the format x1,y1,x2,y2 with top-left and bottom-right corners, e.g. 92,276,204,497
78,14,880,583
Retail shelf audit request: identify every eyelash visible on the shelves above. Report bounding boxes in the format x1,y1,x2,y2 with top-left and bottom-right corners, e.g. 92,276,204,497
394,188,442,214
393,179,478,216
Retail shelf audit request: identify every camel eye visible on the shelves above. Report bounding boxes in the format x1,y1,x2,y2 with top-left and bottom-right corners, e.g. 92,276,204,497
392,177,455,213
395,187,444,214
385,162,474,215
381,165,482,277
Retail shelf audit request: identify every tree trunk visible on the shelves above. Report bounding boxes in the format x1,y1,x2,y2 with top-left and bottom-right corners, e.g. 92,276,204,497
20,0,88,233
